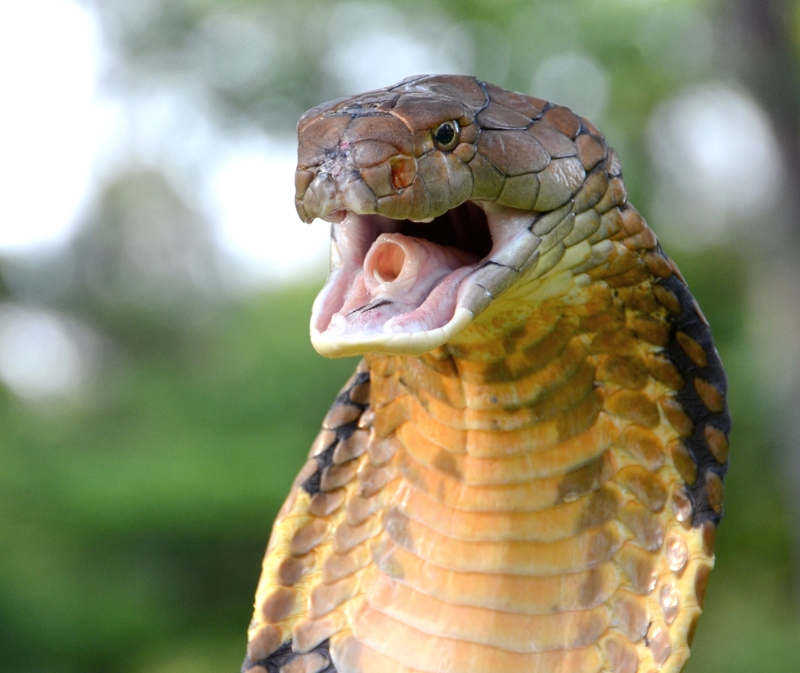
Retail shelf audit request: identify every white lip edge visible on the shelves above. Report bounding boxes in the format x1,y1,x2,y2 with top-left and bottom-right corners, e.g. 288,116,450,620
311,305,475,358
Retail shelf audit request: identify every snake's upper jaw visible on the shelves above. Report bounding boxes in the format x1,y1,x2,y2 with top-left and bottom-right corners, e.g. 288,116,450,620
309,201,542,358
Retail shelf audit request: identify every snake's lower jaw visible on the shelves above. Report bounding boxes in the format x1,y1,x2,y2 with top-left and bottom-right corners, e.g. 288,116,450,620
309,202,542,358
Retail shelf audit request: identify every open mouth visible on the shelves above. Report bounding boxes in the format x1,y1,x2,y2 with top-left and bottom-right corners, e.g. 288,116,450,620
310,200,545,357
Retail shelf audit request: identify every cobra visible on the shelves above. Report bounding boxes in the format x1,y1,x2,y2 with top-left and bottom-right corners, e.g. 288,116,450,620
242,75,730,673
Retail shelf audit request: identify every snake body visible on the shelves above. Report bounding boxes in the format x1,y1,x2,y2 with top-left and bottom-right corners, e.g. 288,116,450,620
242,75,730,673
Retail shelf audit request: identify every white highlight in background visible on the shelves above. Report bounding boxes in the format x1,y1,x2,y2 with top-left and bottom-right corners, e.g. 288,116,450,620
208,141,330,284
0,1,332,284
532,52,609,122
648,83,782,245
0,305,87,399
325,2,472,93
0,0,119,253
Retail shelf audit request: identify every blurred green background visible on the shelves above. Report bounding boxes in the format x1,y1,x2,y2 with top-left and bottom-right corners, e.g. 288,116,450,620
1,0,799,671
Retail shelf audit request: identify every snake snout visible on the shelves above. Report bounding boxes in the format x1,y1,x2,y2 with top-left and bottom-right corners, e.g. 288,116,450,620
297,162,381,222
297,173,339,222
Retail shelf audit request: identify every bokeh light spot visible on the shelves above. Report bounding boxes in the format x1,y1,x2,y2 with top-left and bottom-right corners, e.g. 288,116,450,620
648,83,782,246
324,2,473,93
0,305,87,399
208,142,329,286
0,0,118,253
532,52,610,121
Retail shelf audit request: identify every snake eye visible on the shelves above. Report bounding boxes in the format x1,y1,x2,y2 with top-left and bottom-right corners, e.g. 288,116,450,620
432,120,460,151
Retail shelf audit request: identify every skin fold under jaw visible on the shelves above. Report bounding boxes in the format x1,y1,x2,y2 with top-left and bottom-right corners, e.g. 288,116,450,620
243,75,731,673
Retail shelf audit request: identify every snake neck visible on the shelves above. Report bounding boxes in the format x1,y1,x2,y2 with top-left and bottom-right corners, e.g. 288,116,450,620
364,251,669,464
365,309,599,461
244,210,730,673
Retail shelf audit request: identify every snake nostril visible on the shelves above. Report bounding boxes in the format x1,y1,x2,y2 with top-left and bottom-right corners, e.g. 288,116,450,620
390,156,417,191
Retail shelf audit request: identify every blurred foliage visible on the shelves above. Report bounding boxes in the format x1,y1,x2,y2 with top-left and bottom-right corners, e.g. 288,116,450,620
1,0,799,671
0,277,358,672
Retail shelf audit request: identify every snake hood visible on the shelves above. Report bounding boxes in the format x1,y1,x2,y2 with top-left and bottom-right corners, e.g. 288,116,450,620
296,75,601,358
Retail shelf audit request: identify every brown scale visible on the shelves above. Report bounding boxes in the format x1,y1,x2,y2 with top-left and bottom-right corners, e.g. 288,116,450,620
244,76,729,673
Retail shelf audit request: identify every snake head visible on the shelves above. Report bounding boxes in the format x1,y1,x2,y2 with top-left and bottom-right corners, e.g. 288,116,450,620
295,75,609,358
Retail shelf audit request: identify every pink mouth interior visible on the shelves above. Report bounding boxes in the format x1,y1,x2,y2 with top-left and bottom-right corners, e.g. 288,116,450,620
311,202,494,341
322,232,480,338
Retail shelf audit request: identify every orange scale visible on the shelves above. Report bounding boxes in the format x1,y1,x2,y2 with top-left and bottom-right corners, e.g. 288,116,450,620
580,301,625,335
513,337,593,405
675,331,708,368
514,324,589,374
394,477,623,543
460,402,546,433
586,243,641,282
404,401,467,453
615,543,659,595
372,540,622,614
595,176,627,213
452,361,596,433
448,306,566,365
396,424,465,479
590,328,640,358
363,353,396,378
462,389,605,459
373,395,410,438
560,276,617,316
620,425,666,472
491,315,579,382
458,336,590,411
406,390,466,429
397,356,467,408
396,445,616,512
446,332,517,363
399,413,613,484
557,388,603,442
460,377,522,410
332,634,429,673
617,284,661,315
614,465,668,512
410,385,535,433
322,544,371,584
309,576,358,620
417,348,460,373
346,598,604,673
600,633,640,673
383,508,627,576
292,609,347,653
360,564,611,653
608,589,651,642
369,372,405,405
